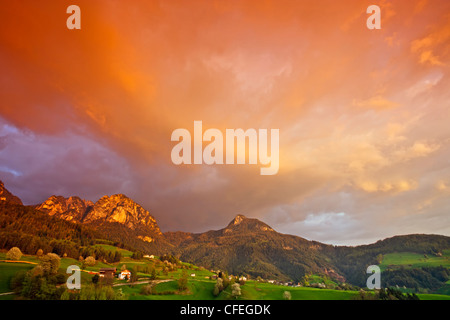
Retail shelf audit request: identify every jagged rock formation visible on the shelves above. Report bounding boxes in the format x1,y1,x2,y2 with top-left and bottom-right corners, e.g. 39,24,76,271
37,195,93,222
84,194,161,234
36,193,161,235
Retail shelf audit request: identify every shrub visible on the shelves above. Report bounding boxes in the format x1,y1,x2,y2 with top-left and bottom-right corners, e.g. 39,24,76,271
84,256,96,266
38,253,60,275
231,283,241,299
141,284,153,295
6,247,23,260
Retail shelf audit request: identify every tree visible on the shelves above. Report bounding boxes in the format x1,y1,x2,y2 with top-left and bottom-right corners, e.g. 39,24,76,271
115,288,126,300
130,268,138,283
213,284,220,296
376,254,383,264
283,291,292,300
38,253,60,275
6,247,22,260
231,283,241,299
10,270,27,293
178,271,189,291
212,277,224,296
216,278,224,291
131,251,143,259
150,268,157,280
92,274,100,285
141,284,153,295
84,256,96,266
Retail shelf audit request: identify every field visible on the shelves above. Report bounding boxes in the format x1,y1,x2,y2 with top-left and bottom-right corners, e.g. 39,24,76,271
90,244,134,258
118,279,362,300
1,247,450,300
0,262,34,295
239,282,359,300
379,250,450,271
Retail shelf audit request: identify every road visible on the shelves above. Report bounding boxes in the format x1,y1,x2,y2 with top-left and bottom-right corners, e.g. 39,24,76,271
112,279,171,287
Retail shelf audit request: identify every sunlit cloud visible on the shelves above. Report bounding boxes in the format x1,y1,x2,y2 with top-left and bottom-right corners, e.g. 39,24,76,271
0,0,449,244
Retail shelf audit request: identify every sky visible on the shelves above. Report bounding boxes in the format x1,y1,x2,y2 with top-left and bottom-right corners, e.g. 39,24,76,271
1,0,449,245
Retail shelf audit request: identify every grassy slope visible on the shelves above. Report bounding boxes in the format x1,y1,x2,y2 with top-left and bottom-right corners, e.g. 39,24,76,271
123,280,361,300
90,244,134,258
241,282,358,300
2,248,450,300
0,262,34,292
379,250,450,271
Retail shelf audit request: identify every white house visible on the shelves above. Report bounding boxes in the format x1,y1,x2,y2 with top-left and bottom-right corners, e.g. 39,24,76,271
118,269,132,280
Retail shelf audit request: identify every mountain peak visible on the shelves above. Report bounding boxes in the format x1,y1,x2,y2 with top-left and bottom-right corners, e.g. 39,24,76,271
85,194,162,235
37,195,93,221
36,192,162,236
230,214,247,226
225,214,274,233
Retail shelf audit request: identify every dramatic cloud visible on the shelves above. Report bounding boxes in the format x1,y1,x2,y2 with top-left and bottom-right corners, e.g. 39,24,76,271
1,0,449,244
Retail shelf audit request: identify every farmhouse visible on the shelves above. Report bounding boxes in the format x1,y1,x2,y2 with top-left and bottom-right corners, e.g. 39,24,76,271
99,268,116,278
119,269,132,280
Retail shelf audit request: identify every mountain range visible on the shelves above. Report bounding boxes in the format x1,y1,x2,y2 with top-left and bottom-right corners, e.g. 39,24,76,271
1,180,449,287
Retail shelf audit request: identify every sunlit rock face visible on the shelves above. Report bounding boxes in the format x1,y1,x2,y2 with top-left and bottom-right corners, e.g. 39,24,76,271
223,214,275,234
37,195,93,222
85,194,161,234
37,193,161,235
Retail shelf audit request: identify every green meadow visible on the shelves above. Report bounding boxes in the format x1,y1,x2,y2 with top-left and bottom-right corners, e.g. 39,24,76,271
379,250,450,271
0,262,34,293
1,248,450,300
120,279,361,300
90,244,134,258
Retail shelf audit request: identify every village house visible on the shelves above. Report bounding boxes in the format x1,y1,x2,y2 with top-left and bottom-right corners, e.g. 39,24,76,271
99,268,116,278
119,269,132,280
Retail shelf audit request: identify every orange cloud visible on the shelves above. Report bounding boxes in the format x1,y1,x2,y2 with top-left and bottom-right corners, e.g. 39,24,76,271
1,0,450,244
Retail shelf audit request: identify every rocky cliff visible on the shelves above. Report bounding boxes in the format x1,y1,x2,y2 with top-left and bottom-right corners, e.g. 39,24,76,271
37,193,162,236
